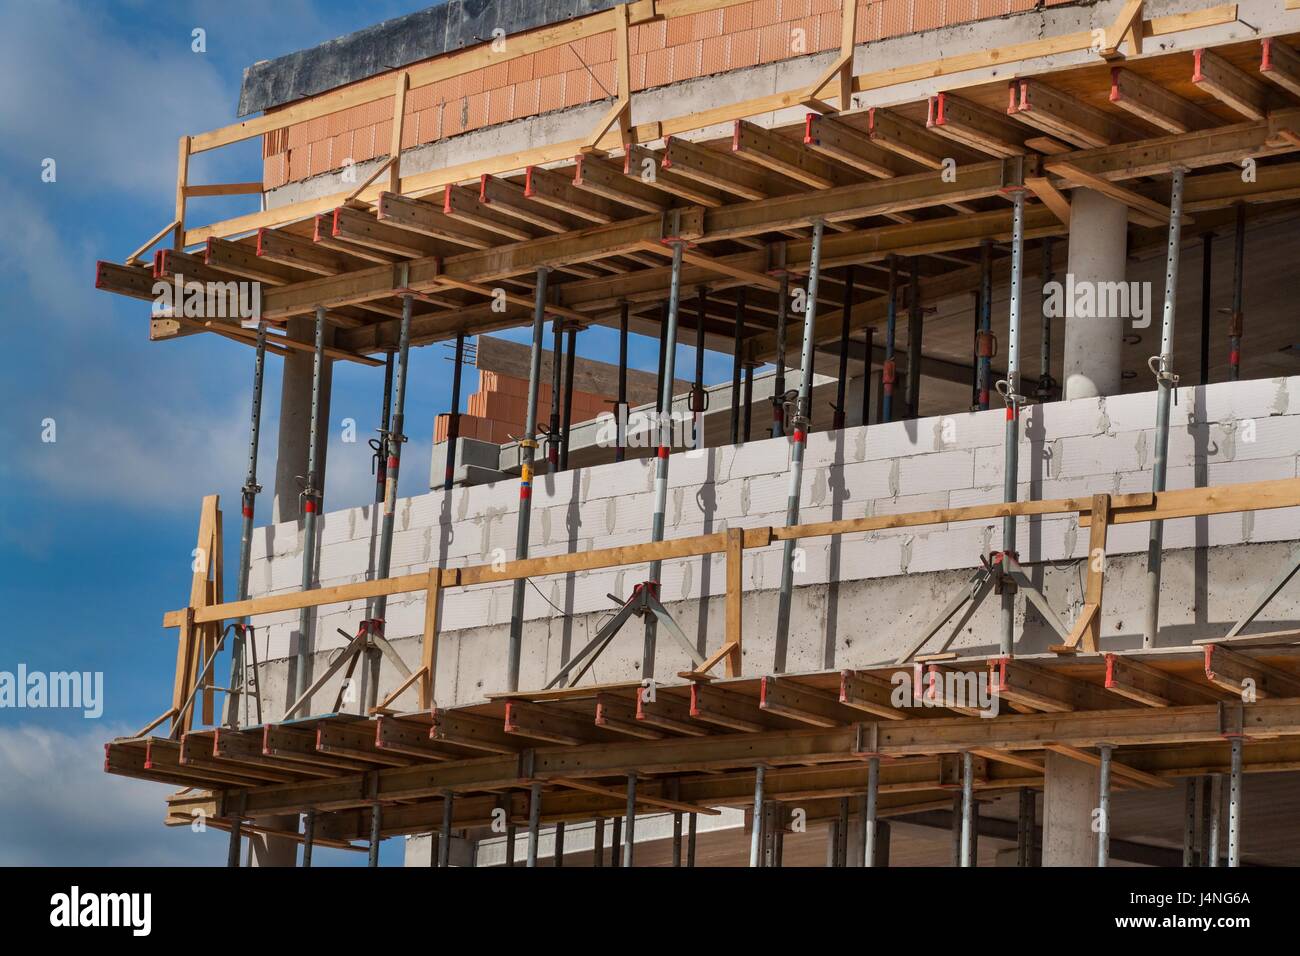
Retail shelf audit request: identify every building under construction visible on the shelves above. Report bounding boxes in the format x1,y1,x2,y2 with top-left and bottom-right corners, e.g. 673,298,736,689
96,0,1300,868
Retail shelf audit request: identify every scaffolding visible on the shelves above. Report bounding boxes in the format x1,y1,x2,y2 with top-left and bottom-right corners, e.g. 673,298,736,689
93,0,1300,867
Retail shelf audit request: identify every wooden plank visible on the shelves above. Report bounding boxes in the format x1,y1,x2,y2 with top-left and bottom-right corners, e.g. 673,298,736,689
1109,66,1219,134
550,776,721,815
262,724,374,771
174,135,190,251
1193,47,1272,120
1079,478,1300,527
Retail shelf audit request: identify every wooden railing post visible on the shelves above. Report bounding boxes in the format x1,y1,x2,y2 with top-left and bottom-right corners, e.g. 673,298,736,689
725,527,744,677
389,72,409,195
173,135,191,251
1084,492,1111,652
420,566,443,708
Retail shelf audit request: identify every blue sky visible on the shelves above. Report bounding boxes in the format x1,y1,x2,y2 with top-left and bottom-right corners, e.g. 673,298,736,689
0,0,737,866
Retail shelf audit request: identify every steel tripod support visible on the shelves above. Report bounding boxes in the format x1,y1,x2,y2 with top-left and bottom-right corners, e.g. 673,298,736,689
998,185,1027,657
543,582,703,689
773,219,826,673
507,267,550,692
225,322,266,729
1144,167,1186,649
643,235,687,679
292,306,328,705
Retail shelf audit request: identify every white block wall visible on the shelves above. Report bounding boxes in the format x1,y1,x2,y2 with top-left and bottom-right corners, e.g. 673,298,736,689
246,376,1300,708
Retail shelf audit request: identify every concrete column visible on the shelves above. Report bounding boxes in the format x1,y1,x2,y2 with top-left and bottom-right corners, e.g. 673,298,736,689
1041,750,1099,865
260,316,333,867
1062,189,1128,400
273,315,334,522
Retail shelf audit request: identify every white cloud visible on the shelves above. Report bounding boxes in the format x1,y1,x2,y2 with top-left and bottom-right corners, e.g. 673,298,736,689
0,0,236,196
0,722,226,865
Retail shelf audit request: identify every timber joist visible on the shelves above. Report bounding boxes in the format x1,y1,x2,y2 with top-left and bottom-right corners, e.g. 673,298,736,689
108,645,1300,835
96,30,1300,364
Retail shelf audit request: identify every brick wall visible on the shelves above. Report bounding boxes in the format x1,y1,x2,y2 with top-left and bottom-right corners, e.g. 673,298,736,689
262,0,1070,188
434,368,615,446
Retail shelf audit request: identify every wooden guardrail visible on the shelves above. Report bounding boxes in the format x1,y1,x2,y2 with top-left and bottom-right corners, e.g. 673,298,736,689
154,476,1300,737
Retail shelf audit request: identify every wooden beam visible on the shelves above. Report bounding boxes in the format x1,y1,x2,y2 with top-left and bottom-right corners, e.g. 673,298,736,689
760,676,858,728
867,107,966,169
332,204,456,258
377,191,502,249
573,154,671,213
1193,48,1272,120
636,688,708,736
1203,644,1300,698
389,72,409,194
662,135,795,201
442,183,536,241
988,658,1119,712
1104,654,1220,707
478,174,586,232
1260,37,1300,99
927,92,1029,157
804,113,912,179
1100,0,1144,59
1049,159,1170,227
690,683,768,733
623,145,727,206
317,721,411,767
503,700,600,746
594,694,666,739
1010,78,1141,148
1044,745,1172,790
1109,66,1219,134
839,670,906,719
430,709,521,754
732,119,858,189
525,165,631,224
